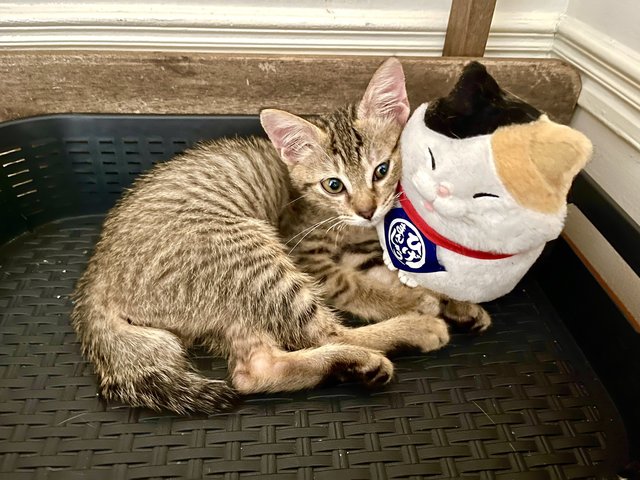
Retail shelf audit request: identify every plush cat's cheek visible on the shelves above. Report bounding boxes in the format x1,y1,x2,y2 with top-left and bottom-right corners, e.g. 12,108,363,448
410,171,437,202
433,197,467,218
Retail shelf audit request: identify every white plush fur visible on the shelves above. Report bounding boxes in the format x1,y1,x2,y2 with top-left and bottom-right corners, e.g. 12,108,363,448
377,103,567,303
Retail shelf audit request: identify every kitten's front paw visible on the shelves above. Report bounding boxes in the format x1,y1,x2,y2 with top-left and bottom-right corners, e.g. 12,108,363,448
382,250,397,271
339,352,394,387
442,299,492,333
415,317,450,352
417,293,441,317
398,270,418,288
358,355,394,387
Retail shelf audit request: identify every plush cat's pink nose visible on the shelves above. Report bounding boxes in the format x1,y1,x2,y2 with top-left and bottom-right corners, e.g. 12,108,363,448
437,185,451,197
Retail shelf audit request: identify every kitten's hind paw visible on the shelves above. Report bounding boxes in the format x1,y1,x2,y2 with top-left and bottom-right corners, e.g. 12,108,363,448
442,299,491,333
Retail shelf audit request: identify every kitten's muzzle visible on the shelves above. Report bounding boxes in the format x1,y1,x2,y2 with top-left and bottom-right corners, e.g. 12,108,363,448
357,209,376,221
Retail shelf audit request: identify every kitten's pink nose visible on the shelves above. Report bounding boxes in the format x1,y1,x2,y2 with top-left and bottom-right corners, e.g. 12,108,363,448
437,185,451,197
357,208,376,220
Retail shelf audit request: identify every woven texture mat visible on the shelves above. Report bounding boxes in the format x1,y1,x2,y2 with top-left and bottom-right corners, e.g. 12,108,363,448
0,216,627,479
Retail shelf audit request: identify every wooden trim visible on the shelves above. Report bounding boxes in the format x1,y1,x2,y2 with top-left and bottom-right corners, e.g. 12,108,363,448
561,231,640,333
443,0,497,57
569,173,640,276
0,52,580,124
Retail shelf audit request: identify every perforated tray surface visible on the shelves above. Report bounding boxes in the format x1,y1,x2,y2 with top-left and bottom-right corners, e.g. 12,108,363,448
0,215,628,479
0,115,629,479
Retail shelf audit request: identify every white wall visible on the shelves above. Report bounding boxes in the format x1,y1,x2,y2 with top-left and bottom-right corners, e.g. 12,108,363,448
565,0,639,49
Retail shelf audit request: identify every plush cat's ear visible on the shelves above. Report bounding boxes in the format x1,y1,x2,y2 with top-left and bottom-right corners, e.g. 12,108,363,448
453,61,502,108
424,61,541,138
529,117,592,193
260,109,325,166
357,57,410,126
492,116,592,213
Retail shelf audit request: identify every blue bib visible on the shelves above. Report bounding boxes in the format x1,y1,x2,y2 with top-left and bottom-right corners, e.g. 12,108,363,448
383,207,446,274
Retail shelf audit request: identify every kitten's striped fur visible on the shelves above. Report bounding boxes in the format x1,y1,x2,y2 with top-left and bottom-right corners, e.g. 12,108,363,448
71,58,490,414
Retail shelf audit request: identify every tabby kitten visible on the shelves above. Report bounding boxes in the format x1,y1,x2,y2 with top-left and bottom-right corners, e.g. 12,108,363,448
72,58,486,415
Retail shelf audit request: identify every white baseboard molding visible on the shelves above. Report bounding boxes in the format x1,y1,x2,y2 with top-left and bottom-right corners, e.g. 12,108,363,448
0,5,556,57
0,29,556,58
0,26,447,55
553,16,640,151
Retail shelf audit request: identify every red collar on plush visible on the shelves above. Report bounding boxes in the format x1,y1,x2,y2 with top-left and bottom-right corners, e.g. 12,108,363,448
397,184,514,260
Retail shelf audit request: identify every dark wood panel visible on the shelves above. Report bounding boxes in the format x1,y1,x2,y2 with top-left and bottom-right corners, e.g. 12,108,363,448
0,52,580,124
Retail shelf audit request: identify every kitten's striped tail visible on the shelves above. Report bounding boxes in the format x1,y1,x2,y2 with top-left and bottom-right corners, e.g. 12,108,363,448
71,304,237,415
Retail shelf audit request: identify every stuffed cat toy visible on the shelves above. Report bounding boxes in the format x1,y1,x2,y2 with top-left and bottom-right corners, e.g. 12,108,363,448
377,61,592,303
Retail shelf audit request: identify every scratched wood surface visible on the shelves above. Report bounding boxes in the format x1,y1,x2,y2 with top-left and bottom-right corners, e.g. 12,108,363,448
0,52,581,123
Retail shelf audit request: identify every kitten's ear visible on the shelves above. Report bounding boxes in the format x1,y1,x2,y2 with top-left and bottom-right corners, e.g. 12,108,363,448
260,109,325,166
357,57,410,126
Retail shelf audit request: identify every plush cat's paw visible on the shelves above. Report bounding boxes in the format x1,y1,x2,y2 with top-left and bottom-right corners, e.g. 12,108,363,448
442,299,491,333
382,250,397,271
398,270,418,288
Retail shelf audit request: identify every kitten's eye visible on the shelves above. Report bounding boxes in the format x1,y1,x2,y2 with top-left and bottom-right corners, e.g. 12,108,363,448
428,147,436,170
321,178,345,194
373,162,389,181
473,192,500,199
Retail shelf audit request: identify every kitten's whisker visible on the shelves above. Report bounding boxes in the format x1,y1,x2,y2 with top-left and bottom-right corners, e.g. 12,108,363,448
332,224,342,248
288,216,340,254
376,192,399,217
328,219,348,248
283,193,311,208
326,218,345,234
287,216,337,244
325,216,345,234
285,216,337,245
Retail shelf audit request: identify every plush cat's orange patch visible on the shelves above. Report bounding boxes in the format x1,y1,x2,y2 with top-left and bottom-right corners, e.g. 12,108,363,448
491,116,592,213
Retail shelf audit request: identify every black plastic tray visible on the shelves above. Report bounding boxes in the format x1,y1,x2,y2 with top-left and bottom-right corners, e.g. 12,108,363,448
0,115,630,479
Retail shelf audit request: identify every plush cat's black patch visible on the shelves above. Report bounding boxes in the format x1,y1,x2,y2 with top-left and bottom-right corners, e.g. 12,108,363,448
424,61,542,139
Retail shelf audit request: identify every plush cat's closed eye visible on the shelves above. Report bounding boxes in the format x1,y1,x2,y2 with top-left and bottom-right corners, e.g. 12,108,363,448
428,147,436,170
472,192,500,199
